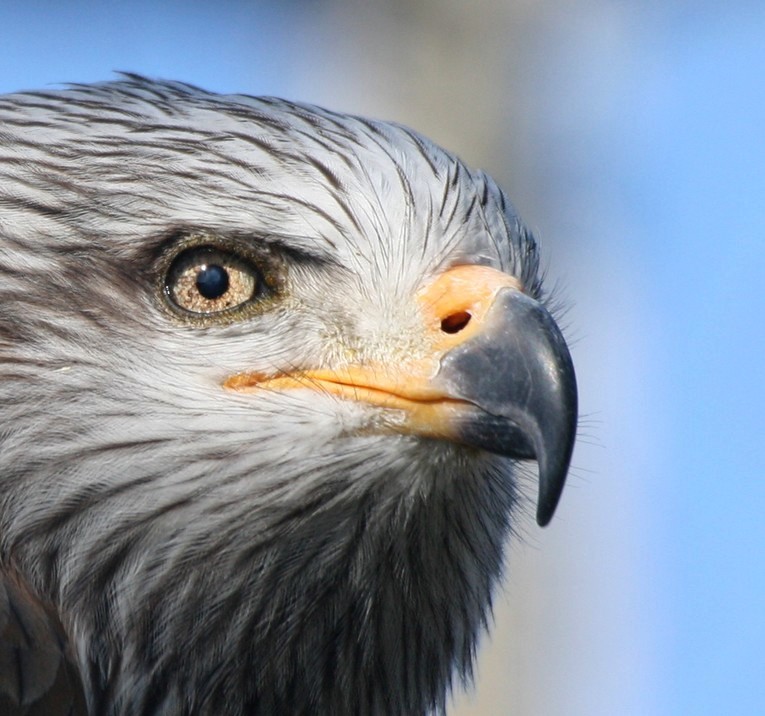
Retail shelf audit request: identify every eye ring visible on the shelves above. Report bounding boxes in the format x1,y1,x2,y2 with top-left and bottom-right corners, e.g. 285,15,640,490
164,245,263,316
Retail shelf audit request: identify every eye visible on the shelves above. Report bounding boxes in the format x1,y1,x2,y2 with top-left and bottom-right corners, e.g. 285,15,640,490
165,246,262,315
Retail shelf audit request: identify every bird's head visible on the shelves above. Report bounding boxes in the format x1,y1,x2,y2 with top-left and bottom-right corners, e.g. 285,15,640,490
0,77,576,714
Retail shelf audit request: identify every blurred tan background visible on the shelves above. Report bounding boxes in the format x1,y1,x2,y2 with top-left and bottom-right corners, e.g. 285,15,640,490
281,3,661,714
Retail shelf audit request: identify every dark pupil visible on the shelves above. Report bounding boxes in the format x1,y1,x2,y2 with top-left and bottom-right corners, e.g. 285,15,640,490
196,264,229,299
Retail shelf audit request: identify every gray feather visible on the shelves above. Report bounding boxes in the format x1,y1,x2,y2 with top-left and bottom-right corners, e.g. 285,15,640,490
0,76,544,715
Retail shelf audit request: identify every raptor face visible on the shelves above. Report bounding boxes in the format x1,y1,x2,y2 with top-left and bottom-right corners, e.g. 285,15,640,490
0,77,576,715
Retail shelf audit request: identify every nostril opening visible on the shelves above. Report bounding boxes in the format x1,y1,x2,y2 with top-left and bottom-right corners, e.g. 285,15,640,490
441,310,472,334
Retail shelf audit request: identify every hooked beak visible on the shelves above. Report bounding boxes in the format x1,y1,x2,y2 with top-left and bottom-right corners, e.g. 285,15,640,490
225,265,577,526
432,286,577,525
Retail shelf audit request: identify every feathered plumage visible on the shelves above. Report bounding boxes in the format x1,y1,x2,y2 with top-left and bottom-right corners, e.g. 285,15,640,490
0,77,576,715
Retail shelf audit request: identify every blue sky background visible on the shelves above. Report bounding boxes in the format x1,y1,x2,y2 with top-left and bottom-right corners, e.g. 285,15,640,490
1,2,763,714
623,7,765,711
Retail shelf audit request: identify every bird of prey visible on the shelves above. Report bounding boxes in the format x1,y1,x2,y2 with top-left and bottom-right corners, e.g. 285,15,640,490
0,77,576,716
